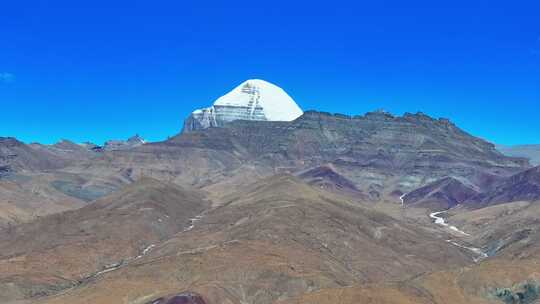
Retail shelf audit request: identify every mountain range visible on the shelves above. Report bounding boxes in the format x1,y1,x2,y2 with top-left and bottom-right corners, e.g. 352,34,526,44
1,79,539,304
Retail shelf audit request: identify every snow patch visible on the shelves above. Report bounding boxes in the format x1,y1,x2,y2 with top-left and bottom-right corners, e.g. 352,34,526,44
93,262,123,277
89,243,156,280
141,244,155,256
399,193,407,206
447,240,488,262
429,211,470,236
183,214,204,232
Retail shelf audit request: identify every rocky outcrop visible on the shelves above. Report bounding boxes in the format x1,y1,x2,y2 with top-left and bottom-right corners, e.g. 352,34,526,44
146,293,207,304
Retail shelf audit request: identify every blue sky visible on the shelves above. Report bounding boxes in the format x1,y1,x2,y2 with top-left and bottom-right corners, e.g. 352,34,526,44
1,0,539,145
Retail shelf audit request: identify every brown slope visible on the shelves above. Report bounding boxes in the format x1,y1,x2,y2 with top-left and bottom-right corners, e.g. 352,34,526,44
0,168,128,229
297,164,366,198
0,177,210,302
198,174,471,281
395,201,540,304
275,254,540,304
29,140,99,163
403,176,479,210
61,139,246,189
448,200,540,259
36,174,471,304
276,283,436,304
467,166,540,207
277,201,540,304
0,138,106,226
0,135,256,229
409,200,540,304
0,175,86,228
0,137,71,173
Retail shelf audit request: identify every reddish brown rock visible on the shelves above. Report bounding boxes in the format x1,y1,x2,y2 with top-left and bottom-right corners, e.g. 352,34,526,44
147,293,207,304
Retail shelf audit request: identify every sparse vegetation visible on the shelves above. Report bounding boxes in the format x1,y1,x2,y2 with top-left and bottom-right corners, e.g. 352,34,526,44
492,281,540,304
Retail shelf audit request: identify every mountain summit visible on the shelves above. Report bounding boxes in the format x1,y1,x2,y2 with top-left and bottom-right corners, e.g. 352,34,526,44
183,79,303,132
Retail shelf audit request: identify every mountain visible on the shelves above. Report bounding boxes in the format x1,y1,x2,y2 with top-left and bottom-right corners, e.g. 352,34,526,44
467,166,540,206
276,283,435,304
182,79,303,132
29,174,471,304
51,139,91,151
297,164,365,197
0,137,72,172
402,166,540,210
29,139,101,163
0,175,86,228
78,141,101,151
0,177,210,301
2,85,539,304
103,134,146,151
497,144,540,166
0,138,115,228
64,109,528,211
403,177,480,209
172,110,527,200
64,108,527,214
0,137,104,174
19,109,523,212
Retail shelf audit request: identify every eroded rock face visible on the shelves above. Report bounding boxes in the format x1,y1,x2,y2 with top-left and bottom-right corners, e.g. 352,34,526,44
174,110,528,198
146,292,207,304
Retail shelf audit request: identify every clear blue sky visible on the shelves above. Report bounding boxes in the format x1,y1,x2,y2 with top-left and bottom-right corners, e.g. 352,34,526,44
1,0,538,145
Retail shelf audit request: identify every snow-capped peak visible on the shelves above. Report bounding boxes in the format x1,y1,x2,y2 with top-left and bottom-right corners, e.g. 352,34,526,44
213,79,303,121
183,79,303,132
